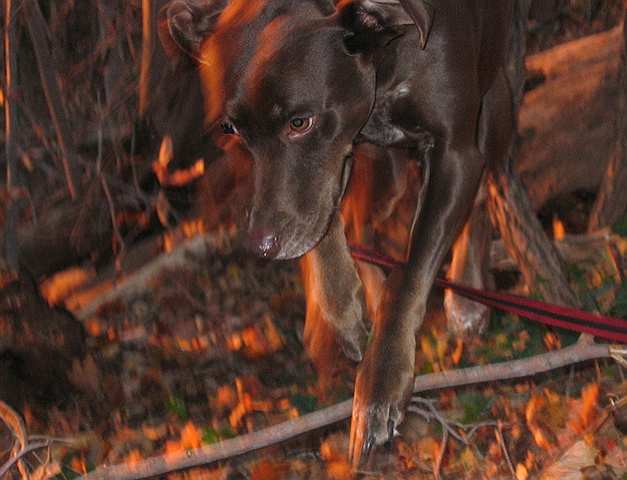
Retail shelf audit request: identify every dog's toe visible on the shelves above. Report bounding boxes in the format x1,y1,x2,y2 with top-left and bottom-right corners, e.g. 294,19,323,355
348,340,414,470
349,398,403,469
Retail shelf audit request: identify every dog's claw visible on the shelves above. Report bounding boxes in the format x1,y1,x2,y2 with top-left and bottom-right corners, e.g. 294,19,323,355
349,400,402,469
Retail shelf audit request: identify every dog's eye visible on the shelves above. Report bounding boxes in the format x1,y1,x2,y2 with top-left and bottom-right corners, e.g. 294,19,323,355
221,121,238,135
287,116,314,137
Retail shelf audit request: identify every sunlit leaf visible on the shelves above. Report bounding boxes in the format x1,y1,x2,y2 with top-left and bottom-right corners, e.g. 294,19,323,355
167,396,189,420
290,393,317,414
180,422,203,449
202,427,223,444
458,391,490,424
249,459,290,480
610,281,627,318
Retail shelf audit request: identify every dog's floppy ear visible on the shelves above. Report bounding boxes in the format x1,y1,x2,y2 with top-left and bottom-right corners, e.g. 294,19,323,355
338,0,433,53
397,0,433,49
158,0,226,61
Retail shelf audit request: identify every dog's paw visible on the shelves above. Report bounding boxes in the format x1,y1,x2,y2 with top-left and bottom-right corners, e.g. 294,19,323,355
348,336,415,468
305,299,368,365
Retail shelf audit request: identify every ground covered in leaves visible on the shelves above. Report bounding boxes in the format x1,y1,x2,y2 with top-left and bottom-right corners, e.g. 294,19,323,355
1,204,627,479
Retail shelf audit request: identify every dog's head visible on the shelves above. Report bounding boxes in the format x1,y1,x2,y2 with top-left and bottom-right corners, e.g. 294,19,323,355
160,0,433,259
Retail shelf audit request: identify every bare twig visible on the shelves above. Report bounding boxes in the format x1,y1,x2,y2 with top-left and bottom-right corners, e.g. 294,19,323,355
408,398,467,444
0,401,87,477
78,342,616,480
407,395,498,476
0,401,26,451
0,400,27,478
495,421,516,479
23,0,81,199
100,175,125,268
433,428,448,480
3,0,20,270
138,0,155,116
96,112,126,269
0,441,52,478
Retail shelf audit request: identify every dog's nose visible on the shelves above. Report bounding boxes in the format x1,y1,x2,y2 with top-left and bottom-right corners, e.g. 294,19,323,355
246,230,281,259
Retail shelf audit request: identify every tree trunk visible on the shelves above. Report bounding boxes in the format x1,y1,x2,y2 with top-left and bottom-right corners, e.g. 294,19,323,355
487,0,582,308
588,15,627,231
517,25,623,210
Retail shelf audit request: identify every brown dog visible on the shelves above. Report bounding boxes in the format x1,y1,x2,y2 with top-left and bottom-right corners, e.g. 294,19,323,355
159,0,516,466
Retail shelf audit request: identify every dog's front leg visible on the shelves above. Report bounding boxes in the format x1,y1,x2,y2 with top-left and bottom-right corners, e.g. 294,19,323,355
349,143,485,466
300,211,369,364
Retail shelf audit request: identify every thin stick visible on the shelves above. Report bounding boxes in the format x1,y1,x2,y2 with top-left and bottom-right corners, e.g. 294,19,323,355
138,0,154,116
3,0,19,269
0,441,51,478
79,342,614,480
410,397,466,443
23,0,80,199
495,421,516,479
433,428,448,480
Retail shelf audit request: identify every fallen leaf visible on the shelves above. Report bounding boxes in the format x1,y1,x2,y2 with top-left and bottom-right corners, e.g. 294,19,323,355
516,463,529,480
40,267,94,305
180,422,203,449
539,440,597,480
569,383,600,433
250,459,290,480
452,338,464,365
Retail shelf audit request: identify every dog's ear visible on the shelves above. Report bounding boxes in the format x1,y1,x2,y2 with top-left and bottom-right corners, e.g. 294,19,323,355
338,0,433,53
397,0,433,49
158,0,226,61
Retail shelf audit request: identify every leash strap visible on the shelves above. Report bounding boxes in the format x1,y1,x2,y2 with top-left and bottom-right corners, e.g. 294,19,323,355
349,245,627,343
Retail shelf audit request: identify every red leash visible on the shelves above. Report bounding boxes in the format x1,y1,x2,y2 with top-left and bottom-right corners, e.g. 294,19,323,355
349,245,627,343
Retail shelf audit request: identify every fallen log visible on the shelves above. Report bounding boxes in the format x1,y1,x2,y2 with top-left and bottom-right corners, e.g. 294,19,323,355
517,24,623,209
589,11,627,231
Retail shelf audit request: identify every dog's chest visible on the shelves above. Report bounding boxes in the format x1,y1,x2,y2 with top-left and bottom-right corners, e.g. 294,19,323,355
357,81,414,147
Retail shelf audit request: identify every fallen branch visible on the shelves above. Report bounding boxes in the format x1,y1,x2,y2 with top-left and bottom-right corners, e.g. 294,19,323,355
0,441,53,478
0,401,93,478
495,421,517,480
79,341,616,480
71,232,232,320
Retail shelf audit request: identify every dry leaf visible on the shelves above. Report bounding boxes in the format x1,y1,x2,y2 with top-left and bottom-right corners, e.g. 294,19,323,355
420,336,436,363
516,463,529,480
452,338,464,365
40,267,94,305
69,355,102,394
249,459,290,480
539,440,597,480
125,449,143,465
569,383,600,433
180,422,203,449
30,462,61,480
